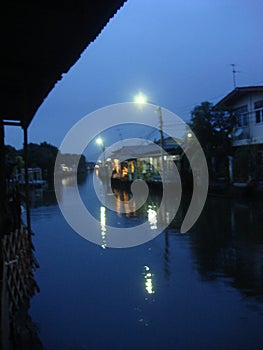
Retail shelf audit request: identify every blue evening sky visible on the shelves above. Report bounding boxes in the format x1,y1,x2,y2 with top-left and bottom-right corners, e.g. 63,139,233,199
5,0,263,160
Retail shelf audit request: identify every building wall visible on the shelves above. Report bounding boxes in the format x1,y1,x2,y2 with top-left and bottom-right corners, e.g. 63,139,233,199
232,91,263,146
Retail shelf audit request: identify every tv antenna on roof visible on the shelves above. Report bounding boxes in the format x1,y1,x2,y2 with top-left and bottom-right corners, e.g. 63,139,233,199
230,63,240,88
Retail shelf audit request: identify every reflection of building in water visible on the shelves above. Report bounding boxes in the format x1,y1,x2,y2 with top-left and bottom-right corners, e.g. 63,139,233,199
144,266,155,294
112,186,185,231
123,191,131,217
28,189,44,208
61,176,75,186
164,230,170,280
191,198,263,300
27,188,58,208
55,174,88,204
113,189,137,217
100,206,107,249
115,191,121,217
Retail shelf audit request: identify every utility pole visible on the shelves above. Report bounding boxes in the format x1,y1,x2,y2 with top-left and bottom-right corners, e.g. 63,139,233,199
230,64,239,88
156,106,165,181
133,94,166,181
23,126,32,242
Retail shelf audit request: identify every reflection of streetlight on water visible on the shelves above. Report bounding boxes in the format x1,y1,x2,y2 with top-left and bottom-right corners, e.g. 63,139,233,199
144,265,155,295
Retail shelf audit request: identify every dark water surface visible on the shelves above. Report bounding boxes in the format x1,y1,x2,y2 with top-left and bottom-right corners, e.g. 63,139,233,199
29,173,263,350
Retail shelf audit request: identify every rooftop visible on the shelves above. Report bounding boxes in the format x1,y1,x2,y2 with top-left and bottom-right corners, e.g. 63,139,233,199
214,86,263,109
0,1,126,127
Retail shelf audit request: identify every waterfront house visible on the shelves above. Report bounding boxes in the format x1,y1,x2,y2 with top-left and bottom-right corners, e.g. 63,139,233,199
110,140,181,184
15,167,47,188
215,86,263,147
215,86,263,183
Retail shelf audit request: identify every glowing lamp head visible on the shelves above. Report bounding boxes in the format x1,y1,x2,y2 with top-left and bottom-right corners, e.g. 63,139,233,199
134,92,148,104
96,137,103,146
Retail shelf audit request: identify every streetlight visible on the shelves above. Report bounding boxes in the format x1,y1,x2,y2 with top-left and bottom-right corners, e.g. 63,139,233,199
134,93,165,180
96,137,103,146
96,136,110,188
134,92,148,104
96,137,106,165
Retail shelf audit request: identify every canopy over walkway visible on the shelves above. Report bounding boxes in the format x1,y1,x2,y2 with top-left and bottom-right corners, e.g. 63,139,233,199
0,2,127,348
0,0,126,127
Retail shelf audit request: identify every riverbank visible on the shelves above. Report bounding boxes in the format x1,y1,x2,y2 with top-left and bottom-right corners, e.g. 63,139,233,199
111,176,263,199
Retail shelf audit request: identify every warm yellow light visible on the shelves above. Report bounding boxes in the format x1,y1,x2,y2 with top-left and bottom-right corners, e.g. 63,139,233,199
134,92,147,104
144,266,155,294
187,132,193,138
145,278,154,294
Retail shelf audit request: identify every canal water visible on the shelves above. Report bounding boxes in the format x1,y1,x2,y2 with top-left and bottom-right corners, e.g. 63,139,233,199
29,173,263,350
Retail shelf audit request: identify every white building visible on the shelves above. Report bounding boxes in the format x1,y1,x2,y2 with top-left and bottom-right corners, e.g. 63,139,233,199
215,86,263,147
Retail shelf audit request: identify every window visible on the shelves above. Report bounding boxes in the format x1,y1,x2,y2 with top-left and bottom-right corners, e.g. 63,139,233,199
254,100,263,123
233,105,248,127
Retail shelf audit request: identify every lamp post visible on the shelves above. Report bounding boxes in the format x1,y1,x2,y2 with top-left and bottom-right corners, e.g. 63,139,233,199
134,93,169,270
96,137,106,166
134,93,165,181
96,136,111,189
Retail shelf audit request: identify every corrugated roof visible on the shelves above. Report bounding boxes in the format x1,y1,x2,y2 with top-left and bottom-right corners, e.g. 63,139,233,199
111,144,162,160
0,1,127,127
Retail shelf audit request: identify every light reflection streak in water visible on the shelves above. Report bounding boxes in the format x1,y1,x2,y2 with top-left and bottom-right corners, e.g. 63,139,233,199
144,265,155,294
147,205,158,230
113,189,137,218
100,206,107,249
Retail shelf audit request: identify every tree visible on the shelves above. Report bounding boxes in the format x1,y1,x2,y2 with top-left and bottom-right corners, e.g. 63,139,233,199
17,142,58,179
58,152,87,173
5,145,24,178
233,144,263,181
189,101,234,180
5,142,88,180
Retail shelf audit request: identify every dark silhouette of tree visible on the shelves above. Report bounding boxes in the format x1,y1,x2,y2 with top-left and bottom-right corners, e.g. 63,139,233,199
5,145,24,178
189,101,234,180
17,142,58,179
5,142,87,180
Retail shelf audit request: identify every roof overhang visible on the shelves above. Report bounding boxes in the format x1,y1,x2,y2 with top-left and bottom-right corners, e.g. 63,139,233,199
0,1,126,127
214,86,263,110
